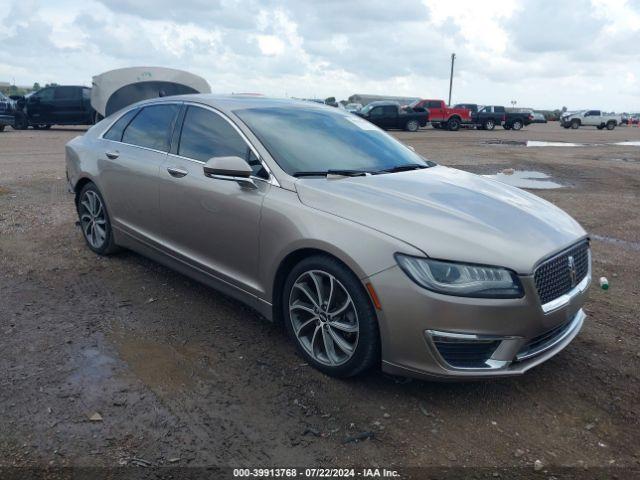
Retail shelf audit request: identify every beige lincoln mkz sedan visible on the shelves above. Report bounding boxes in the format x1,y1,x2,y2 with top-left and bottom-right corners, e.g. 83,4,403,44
66,95,591,380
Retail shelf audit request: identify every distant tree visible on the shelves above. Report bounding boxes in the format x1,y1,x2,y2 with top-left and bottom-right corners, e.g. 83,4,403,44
44,82,58,88
32,82,41,91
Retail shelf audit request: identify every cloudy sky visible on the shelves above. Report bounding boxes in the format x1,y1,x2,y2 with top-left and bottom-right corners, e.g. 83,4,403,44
1,0,639,111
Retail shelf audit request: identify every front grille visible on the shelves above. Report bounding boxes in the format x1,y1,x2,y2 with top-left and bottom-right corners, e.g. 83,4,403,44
534,241,589,305
516,319,573,360
432,338,501,369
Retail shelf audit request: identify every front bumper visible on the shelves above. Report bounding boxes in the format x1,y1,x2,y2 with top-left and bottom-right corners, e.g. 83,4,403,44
368,265,590,380
0,114,15,126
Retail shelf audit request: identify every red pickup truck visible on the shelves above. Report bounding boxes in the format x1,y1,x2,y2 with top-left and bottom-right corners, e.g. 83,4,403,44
408,99,472,131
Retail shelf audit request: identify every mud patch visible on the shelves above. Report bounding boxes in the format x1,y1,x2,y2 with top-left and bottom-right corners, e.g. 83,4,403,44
592,234,640,251
0,185,12,195
484,170,564,189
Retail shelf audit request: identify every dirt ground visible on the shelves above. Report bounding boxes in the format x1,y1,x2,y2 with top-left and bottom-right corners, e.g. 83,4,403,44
1,122,639,478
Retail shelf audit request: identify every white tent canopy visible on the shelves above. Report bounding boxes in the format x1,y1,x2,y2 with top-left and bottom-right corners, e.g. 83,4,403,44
91,66,211,118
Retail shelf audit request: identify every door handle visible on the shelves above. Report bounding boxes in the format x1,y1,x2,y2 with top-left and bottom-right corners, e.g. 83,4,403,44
105,151,119,160
167,167,188,178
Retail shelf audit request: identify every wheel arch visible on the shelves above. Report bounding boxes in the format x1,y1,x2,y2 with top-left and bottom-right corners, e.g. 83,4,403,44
270,246,372,325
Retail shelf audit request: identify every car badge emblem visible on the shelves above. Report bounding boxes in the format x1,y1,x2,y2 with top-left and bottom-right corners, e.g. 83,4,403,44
568,256,577,288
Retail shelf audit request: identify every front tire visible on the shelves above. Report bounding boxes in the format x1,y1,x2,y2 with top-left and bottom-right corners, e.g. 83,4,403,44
571,120,580,129
447,117,460,131
77,183,120,255
283,255,380,378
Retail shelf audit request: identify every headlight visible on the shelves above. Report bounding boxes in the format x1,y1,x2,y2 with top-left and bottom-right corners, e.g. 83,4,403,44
395,254,524,298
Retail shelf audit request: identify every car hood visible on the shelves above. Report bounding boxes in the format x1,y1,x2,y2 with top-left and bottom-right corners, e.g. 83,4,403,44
295,166,586,274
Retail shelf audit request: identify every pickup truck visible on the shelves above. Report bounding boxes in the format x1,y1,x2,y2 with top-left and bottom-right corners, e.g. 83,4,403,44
356,101,429,132
409,99,471,131
13,85,95,129
0,91,15,131
453,104,532,130
560,110,620,130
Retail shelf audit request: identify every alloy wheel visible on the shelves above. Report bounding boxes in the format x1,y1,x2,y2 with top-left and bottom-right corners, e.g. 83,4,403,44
79,190,108,249
289,270,359,367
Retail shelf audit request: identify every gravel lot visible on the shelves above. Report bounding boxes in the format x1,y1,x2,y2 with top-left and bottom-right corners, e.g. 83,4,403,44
1,122,639,478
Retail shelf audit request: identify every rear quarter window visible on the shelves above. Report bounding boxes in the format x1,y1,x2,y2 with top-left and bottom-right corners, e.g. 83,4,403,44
103,108,139,142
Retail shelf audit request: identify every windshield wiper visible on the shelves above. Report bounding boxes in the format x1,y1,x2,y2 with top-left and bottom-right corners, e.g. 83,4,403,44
377,163,429,174
293,169,370,177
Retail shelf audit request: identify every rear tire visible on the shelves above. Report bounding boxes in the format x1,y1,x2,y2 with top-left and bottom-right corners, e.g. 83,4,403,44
606,121,615,130
447,117,460,131
405,119,419,132
77,183,121,256
282,255,380,378
0,125,5,132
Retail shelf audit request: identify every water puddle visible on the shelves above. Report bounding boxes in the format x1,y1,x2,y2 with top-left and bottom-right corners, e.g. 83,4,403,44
592,234,640,251
526,140,584,147
484,169,564,189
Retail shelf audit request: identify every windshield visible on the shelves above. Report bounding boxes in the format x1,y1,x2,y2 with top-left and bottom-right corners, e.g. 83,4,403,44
360,104,375,114
234,106,431,175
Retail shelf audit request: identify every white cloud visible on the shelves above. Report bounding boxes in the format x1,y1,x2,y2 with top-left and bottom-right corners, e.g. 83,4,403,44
0,0,638,110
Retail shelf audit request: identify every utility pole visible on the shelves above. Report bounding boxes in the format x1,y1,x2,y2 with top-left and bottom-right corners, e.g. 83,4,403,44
448,53,456,106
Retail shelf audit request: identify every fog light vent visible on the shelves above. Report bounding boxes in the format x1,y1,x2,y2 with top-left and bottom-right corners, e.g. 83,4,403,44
431,336,501,369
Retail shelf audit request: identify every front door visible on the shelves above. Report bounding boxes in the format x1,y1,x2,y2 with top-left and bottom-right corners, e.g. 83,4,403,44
159,105,269,295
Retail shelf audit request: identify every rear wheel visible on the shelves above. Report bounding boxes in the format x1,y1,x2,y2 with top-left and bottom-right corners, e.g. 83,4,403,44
606,121,615,130
77,183,120,255
13,114,29,130
283,255,380,378
0,125,5,132
405,119,419,132
483,119,495,130
512,120,523,131
447,117,460,131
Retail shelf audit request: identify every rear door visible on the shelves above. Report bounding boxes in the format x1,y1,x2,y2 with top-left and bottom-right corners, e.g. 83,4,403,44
382,105,399,128
159,104,270,293
98,103,180,241
52,87,84,124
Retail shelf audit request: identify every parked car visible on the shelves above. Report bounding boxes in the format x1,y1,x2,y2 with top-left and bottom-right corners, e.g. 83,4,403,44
531,112,547,123
356,101,428,132
560,110,620,130
13,85,95,129
345,103,362,113
66,95,591,380
409,99,472,131
0,91,15,131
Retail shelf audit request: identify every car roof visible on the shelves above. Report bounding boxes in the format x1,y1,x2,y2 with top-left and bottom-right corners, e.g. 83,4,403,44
131,94,340,116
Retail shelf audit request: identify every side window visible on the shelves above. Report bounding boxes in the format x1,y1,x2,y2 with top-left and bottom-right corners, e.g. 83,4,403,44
495,106,505,113
122,104,179,152
178,106,266,178
104,108,139,142
383,106,397,115
592,110,601,116
428,101,441,108
369,107,384,117
34,88,54,101
54,87,81,100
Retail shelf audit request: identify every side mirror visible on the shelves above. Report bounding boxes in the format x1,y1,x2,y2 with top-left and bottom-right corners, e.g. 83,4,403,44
203,156,257,189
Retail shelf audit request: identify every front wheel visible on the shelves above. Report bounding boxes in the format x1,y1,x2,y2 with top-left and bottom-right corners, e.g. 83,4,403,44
77,183,120,255
405,119,419,132
283,256,380,378
571,120,580,129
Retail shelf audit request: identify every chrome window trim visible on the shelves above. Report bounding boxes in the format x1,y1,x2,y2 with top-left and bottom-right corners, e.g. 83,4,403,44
180,101,279,187
540,250,591,314
99,100,279,187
